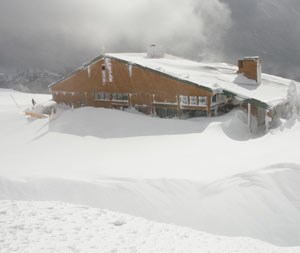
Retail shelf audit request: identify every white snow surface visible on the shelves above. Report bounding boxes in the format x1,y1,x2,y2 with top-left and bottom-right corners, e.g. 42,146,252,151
107,53,299,106
1,200,299,253
234,73,258,85
1,89,300,251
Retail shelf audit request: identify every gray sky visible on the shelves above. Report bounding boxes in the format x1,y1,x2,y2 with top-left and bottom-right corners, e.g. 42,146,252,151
0,0,300,79
223,0,300,79
0,0,230,73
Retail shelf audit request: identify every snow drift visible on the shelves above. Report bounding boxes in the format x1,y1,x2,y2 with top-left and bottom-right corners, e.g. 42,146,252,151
0,201,299,253
1,90,300,250
1,163,300,246
1,200,299,253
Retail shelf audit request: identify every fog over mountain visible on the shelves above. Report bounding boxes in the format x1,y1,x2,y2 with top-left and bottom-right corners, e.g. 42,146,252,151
0,0,299,87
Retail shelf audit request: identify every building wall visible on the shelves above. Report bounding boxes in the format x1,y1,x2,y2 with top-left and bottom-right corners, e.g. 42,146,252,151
50,57,215,116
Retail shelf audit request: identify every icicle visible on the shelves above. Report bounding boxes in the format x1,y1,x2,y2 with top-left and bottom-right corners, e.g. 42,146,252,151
105,58,113,83
87,65,91,78
128,64,133,77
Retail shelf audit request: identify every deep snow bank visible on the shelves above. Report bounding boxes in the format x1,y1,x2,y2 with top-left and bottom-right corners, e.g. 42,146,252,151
2,90,300,248
1,200,299,253
1,164,300,246
49,106,208,138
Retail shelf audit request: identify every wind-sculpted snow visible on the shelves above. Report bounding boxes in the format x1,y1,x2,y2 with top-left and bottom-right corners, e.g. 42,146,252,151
2,90,300,250
1,201,299,253
49,107,219,138
1,164,300,246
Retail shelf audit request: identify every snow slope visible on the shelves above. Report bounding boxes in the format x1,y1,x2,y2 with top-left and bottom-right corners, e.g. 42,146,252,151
1,89,300,250
1,200,299,253
1,165,300,246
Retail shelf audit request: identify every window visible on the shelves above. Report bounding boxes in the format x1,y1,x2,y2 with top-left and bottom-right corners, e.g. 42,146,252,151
123,93,129,101
95,92,110,101
112,93,129,101
112,93,118,101
211,94,217,104
102,64,107,84
180,95,189,105
199,96,207,106
117,93,123,101
190,96,197,105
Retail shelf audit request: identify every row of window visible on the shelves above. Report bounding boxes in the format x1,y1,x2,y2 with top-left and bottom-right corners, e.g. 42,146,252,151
180,95,218,106
94,93,218,105
94,92,129,102
112,93,129,101
95,92,110,101
180,95,207,106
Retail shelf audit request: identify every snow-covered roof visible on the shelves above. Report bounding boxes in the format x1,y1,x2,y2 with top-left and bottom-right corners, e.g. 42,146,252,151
49,52,298,109
107,53,298,108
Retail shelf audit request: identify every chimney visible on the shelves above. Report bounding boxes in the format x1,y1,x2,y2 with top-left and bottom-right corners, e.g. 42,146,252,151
147,44,165,58
237,56,261,84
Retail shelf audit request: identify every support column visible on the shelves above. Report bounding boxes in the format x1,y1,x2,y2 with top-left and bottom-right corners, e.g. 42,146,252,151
176,95,181,118
152,94,156,116
248,103,251,129
129,93,132,107
150,94,154,115
207,96,211,117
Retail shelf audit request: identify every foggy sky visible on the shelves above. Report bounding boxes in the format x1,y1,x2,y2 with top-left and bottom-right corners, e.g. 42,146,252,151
0,0,230,73
223,0,300,79
0,0,300,79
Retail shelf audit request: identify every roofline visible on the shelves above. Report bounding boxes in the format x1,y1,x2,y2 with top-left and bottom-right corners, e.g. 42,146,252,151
48,55,104,89
106,55,213,93
107,56,271,108
48,53,271,109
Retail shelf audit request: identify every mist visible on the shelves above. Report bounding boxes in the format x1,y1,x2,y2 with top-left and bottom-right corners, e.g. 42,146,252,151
0,0,231,73
1,0,300,81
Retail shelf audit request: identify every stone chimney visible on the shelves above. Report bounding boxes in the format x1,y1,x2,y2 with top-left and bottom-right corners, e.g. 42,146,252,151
237,56,261,84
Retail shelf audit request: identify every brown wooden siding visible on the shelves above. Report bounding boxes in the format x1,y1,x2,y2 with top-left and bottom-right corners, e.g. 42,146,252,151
50,57,215,116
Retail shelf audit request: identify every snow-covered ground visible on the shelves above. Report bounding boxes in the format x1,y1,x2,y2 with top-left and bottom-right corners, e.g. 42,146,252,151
1,200,299,253
1,89,300,251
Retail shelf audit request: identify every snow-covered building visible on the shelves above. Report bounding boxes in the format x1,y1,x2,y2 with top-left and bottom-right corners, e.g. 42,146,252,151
49,49,297,131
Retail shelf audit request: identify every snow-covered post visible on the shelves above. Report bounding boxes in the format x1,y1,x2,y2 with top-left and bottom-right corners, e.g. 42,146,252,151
265,110,272,133
214,105,218,117
287,81,298,118
248,103,251,128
